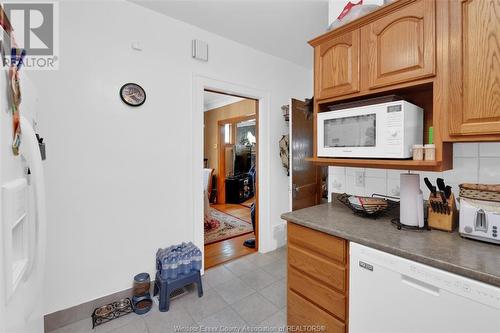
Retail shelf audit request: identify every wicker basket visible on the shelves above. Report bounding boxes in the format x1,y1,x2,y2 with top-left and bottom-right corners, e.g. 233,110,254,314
459,183,500,203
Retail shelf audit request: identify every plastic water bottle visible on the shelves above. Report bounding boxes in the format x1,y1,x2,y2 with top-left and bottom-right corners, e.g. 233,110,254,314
156,248,162,259
181,254,190,274
156,242,204,278
161,257,172,279
170,256,179,279
193,249,202,271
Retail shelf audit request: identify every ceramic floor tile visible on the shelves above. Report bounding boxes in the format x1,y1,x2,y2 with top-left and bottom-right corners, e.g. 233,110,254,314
198,307,247,330
258,309,286,332
238,268,278,290
232,292,279,326
273,246,287,258
246,253,281,268
259,278,286,309
143,304,196,333
224,257,256,276
213,277,255,304
199,274,212,290
203,265,236,288
108,319,148,333
261,260,286,279
178,288,228,323
49,249,288,333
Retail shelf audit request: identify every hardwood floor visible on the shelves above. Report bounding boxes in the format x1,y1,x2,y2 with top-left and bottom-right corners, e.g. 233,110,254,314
204,203,256,269
210,203,251,222
204,233,256,269
241,196,255,208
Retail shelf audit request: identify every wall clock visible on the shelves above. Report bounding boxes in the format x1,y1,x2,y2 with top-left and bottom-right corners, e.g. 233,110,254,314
120,83,146,107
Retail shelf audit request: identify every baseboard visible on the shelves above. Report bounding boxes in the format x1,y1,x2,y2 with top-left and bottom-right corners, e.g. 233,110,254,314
44,287,133,332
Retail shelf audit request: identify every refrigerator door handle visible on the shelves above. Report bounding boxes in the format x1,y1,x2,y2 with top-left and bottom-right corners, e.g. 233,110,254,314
401,274,440,296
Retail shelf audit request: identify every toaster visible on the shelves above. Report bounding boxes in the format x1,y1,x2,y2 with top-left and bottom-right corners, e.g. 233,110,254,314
459,197,500,244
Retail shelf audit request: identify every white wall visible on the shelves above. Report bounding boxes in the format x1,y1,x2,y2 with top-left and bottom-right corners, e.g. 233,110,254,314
328,143,500,203
28,1,312,314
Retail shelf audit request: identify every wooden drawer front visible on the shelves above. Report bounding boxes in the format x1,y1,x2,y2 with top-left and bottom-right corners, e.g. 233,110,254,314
315,29,360,100
288,244,346,292
362,0,435,89
288,223,346,264
288,290,346,333
289,267,346,321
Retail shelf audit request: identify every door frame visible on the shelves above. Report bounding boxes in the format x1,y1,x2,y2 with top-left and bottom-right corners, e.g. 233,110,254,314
217,114,257,204
192,75,271,271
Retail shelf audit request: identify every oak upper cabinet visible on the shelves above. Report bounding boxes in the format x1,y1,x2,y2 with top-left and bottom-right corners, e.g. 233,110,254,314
449,0,500,136
361,0,435,89
315,30,360,100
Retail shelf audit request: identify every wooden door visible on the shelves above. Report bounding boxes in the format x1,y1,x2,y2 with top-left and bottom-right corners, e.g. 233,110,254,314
291,99,319,211
362,0,435,89
315,30,360,100
449,0,500,136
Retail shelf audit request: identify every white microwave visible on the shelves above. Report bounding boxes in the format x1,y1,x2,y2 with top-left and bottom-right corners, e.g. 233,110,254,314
317,100,423,159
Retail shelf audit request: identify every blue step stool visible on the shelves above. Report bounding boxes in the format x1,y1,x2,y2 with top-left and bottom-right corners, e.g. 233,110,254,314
153,270,203,312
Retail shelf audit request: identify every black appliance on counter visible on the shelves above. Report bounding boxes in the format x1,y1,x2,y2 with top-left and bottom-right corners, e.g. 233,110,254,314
225,173,254,204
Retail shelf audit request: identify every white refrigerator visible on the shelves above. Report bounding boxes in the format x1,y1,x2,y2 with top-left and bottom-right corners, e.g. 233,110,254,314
0,69,47,333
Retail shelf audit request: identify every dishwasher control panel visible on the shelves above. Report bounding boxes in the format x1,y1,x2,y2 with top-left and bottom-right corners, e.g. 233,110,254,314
352,243,500,310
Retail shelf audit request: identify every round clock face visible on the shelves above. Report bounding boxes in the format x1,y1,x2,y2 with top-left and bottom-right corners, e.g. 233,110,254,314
120,83,146,107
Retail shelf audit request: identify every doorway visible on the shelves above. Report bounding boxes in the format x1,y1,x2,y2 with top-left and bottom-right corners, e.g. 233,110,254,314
203,90,259,268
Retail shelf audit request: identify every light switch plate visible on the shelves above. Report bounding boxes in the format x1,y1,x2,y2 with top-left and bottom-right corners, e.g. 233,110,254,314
192,39,208,62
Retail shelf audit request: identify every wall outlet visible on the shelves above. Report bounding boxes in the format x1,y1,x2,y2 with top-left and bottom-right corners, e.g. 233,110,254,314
355,171,365,187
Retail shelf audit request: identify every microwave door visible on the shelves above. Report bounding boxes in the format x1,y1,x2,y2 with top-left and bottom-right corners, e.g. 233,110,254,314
320,112,378,158
323,114,376,149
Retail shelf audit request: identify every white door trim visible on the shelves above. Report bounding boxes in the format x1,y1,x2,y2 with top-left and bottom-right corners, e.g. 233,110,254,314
191,75,272,271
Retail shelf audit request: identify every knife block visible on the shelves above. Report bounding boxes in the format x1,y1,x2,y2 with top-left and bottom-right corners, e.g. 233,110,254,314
428,193,458,232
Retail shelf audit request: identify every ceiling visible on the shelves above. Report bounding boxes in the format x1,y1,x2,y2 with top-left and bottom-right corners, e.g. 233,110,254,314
204,91,244,111
132,0,329,68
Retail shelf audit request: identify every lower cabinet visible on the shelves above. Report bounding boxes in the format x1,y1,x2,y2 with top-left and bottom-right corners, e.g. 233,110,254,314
287,223,349,332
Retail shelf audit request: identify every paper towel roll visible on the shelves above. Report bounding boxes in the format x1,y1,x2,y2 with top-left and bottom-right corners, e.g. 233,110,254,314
400,173,421,227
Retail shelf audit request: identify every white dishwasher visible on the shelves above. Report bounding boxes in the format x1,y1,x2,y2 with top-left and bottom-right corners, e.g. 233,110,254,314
349,242,500,333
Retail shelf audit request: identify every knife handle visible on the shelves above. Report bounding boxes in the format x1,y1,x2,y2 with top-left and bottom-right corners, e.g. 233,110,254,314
438,191,450,215
445,185,452,199
436,178,446,192
424,177,436,196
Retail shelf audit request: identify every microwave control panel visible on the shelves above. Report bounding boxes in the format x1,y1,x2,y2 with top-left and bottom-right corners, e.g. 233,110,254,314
385,105,403,146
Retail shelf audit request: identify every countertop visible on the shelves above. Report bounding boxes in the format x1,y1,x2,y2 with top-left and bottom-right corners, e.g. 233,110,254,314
281,199,500,288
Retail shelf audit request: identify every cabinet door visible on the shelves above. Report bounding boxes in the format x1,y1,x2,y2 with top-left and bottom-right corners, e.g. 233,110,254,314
363,0,435,89
449,0,500,136
315,30,360,100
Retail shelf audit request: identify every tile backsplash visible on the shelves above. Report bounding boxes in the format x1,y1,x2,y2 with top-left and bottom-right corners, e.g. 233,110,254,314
328,143,500,202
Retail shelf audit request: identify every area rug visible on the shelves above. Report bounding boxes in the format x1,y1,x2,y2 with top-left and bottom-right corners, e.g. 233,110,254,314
204,207,253,245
